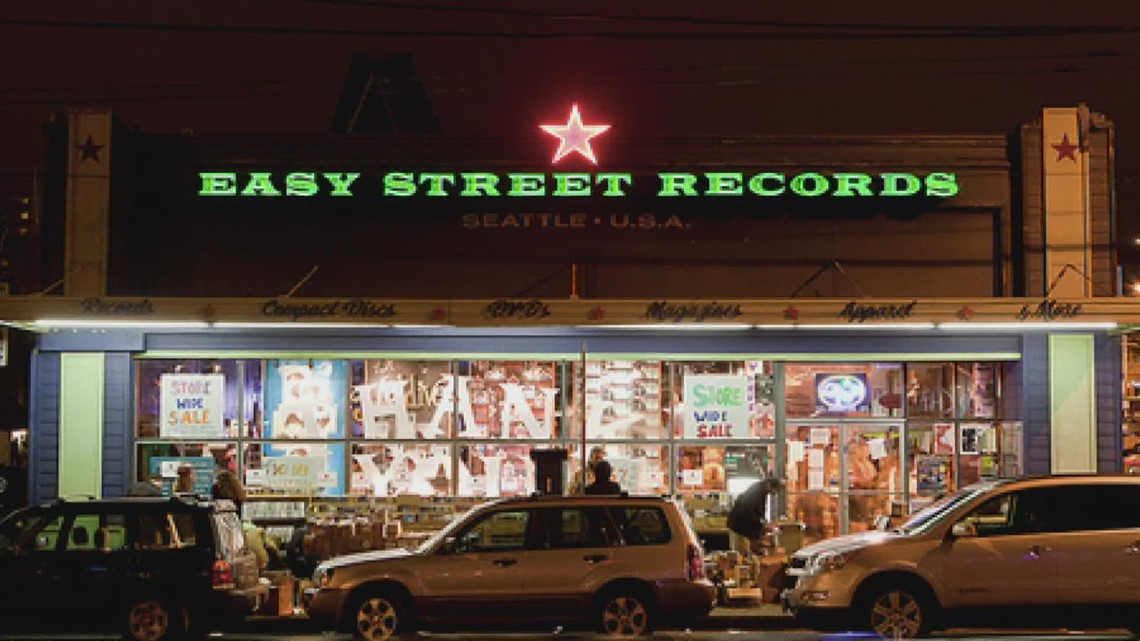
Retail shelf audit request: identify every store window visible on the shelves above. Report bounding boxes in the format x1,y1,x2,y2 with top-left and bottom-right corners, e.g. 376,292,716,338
458,361,561,439
670,361,776,439
264,360,347,440
569,360,665,440
350,443,452,497
136,359,242,439
242,442,346,497
785,363,903,419
350,360,453,439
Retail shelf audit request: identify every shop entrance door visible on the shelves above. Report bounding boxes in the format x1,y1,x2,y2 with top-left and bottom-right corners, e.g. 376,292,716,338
784,420,904,544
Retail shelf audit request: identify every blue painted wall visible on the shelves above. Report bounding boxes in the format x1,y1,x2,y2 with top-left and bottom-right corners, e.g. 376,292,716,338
102,353,133,497
29,351,60,505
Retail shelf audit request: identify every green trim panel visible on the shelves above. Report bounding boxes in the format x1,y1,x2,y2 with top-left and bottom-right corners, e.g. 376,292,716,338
139,351,1021,362
59,353,105,498
1049,334,1097,473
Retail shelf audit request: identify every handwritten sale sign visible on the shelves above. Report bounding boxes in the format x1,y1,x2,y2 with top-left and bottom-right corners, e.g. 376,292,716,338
160,373,225,439
683,374,750,439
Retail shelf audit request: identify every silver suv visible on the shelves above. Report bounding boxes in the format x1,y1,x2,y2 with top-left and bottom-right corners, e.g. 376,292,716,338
305,495,715,640
785,475,1140,638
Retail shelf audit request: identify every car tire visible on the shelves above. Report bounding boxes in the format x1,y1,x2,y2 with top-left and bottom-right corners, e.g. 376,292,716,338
859,585,934,639
594,586,655,636
345,588,409,641
122,597,186,641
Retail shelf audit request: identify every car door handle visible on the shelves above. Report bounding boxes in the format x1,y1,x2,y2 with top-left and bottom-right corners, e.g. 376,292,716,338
1026,545,1052,558
1126,541,1140,554
492,558,517,567
583,554,608,564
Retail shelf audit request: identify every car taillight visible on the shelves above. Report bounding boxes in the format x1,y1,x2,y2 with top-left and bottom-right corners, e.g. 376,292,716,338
687,543,705,580
212,559,234,588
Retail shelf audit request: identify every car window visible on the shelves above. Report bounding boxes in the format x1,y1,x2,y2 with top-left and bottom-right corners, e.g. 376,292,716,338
1049,484,1140,532
33,514,66,552
64,513,129,552
608,506,671,546
963,488,1056,536
534,508,614,549
214,512,246,560
0,510,46,550
457,510,530,552
136,512,196,550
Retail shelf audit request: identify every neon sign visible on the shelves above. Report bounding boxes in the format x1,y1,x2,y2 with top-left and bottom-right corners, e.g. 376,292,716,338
198,171,959,199
539,104,610,165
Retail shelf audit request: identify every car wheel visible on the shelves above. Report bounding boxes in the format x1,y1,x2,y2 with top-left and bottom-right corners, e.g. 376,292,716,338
595,588,654,636
347,589,408,641
123,597,185,641
862,586,931,639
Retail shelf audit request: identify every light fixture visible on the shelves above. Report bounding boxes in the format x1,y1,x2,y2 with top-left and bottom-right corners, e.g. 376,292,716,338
938,322,1117,331
34,319,210,329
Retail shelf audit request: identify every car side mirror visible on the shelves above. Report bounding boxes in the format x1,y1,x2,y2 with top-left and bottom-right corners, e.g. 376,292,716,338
951,520,977,538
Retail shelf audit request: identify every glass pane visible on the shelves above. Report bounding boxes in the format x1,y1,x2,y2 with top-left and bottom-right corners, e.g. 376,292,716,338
351,360,453,439
242,360,264,438
786,493,840,545
959,422,1001,485
906,363,954,418
350,443,452,497
955,363,999,418
243,442,346,497
584,443,669,495
569,360,665,440
457,444,536,497
906,421,956,508
608,507,671,545
135,443,235,495
136,360,241,438
264,360,348,439
458,361,560,439
785,363,903,418
671,361,773,439
846,424,903,532
458,510,529,551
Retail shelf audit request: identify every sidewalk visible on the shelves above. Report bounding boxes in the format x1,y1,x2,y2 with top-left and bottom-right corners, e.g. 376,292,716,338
237,604,798,634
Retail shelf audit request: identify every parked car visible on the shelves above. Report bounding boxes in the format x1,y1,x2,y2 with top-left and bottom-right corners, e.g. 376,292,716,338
785,474,1140,638
304,494,716,640
0,495,267,640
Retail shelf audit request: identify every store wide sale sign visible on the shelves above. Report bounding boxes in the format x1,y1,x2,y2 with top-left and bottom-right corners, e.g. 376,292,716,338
683,374,750,439
160,373,225,439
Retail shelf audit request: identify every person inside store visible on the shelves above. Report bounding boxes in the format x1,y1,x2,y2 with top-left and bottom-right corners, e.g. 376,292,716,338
174,464,196,494
584,460,623,495
127,474,164,497
212,466,247,512
568,446,607,494
727,475,785,553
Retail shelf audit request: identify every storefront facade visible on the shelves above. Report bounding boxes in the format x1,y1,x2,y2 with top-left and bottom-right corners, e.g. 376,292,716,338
7,102,1124,548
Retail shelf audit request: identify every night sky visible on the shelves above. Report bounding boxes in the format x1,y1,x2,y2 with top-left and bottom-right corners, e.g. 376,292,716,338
5,1,1140,277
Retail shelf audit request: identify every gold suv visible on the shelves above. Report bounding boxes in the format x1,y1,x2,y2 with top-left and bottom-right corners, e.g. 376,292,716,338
305,495,716,640
785,475,1140,638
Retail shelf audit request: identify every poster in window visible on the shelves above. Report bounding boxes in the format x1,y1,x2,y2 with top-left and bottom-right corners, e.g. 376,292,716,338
915,455,949,494
265,360,346,439
683,374,750,439
261,443,345,496
159,374,225,439
814,373,870,414
959,424,982,455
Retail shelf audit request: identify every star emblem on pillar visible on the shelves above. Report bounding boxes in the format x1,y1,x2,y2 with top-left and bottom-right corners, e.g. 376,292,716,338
430,307,448,322
539,104,610,164
1052,132,1078,163
201,304,218,323
75,134,104,163
588,306,606,321
783,306,799,321
957,306,974,320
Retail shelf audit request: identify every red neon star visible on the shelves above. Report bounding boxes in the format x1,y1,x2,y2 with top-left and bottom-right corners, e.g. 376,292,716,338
539,104,610,165
1052,132,1078,163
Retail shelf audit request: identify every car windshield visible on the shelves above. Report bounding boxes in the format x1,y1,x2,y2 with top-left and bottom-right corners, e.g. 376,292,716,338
894,482,999,535
417,504,481,554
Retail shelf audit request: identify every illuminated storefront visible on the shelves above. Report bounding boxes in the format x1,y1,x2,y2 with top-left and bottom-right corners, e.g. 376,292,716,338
10,103,1123,545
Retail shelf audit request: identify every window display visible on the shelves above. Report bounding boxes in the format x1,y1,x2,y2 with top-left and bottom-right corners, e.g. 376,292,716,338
243,442,346,496
459,444,536,497
351,360,453,439
785,363,903,419
459,361,560,439
264,360,347,439
572,360,665,440
670,361,775,439
136,360,241,438
906,363,954,418
350,444,453,497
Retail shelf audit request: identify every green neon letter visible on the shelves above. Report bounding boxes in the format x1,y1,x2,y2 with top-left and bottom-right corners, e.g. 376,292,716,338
508,173,545,196
461,173,501,196
747,173,785,196
241,173,282,197
383,172,416,197
657,173,699,196
705,173,744,196
880,173,921,197
789,173,829,197
832,173,873,197
418,173,456,196
199,172,236,196
324,172,360,197
595,173,632,197
553,173,591,196
925,172,960,197
285,172,319,197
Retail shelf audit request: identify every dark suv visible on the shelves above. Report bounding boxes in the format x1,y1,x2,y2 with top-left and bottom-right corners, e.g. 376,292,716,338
0,495,267,640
